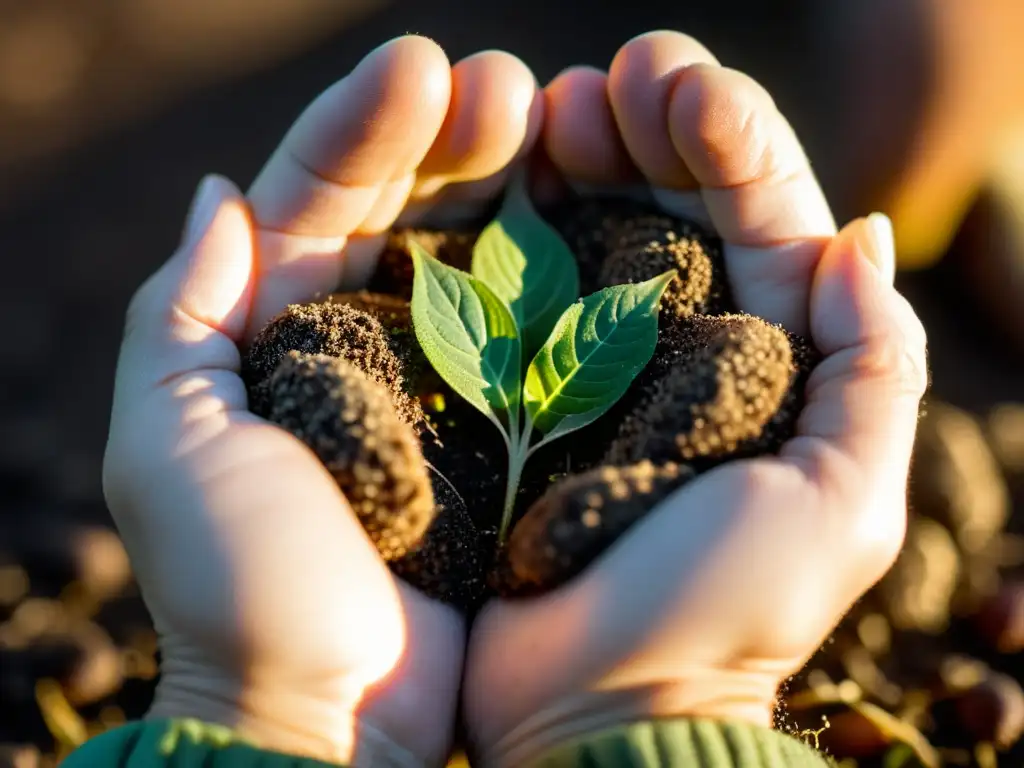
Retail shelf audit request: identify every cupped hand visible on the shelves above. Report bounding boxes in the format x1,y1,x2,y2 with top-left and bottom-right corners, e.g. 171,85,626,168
102,35,541,767
462,30,929,766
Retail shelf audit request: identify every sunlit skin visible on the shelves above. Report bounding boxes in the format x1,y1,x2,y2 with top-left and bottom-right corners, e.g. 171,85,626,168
463,33,927,766
105,37,542,766
102,31,927,768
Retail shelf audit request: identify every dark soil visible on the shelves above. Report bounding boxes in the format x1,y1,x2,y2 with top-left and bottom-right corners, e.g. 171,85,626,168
2,3,1021,764
244,194,816,609
263,352,436,560
494,460,698,596
237,193,1024,765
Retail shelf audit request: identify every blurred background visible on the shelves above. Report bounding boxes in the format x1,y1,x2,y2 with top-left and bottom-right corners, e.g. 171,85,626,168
0,0,1021,765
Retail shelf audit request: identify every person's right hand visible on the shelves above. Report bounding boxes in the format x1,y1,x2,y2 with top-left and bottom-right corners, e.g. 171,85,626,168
102,35,541,767
462,30,929,767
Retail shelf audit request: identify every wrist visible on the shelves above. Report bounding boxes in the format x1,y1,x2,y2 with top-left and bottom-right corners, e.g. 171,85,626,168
469,675,778,768
149,674,424,768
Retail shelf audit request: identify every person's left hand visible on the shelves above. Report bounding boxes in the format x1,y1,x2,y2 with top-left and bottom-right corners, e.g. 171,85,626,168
102,35,541,767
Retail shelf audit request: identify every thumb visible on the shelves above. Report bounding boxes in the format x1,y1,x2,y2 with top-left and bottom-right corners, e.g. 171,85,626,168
784,214,929,559
115,174,255,407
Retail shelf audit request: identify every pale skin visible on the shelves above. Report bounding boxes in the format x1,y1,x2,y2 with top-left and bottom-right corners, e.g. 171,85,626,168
102,30,928,768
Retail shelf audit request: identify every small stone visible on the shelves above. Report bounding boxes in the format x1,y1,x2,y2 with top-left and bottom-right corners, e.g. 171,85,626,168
0,565,29,608
11,521,132,603
987,403,1024,474
954,672,1024,749
974,580,1024,654
0,620,122,707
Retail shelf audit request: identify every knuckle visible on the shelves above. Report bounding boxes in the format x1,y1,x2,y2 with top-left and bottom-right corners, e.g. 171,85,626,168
616,30,713,72
852,319,929,401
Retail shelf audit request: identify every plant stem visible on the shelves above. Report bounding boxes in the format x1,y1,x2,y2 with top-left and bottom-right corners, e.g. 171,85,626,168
498,421,533,543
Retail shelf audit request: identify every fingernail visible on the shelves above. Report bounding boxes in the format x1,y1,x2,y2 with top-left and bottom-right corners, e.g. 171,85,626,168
183,175,222,246
858,212,896,285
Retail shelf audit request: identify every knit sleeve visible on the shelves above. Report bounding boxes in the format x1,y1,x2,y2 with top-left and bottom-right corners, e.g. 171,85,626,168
522,718,835,768
61,718,346,768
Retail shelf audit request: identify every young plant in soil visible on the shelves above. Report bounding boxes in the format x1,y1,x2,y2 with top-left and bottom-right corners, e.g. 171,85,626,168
407,175,674,542
242,175,820,611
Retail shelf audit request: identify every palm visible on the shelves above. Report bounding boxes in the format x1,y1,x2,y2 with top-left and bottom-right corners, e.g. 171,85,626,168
112,397,463,758
465,460,887,749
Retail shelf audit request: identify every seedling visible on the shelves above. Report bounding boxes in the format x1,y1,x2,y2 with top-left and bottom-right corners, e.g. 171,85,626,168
409,174,673,541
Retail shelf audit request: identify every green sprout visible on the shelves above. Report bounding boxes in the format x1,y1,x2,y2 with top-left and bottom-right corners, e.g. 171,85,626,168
409,173,673,542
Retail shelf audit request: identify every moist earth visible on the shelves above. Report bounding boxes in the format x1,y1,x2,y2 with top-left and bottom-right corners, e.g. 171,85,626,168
242,193,818,612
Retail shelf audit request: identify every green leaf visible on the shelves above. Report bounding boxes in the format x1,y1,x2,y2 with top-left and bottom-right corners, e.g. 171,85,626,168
523,271,674,442
471,171,580,356
410,244,521,432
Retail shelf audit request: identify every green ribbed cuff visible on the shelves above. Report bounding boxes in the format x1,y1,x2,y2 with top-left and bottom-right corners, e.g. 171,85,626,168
524,718,835,768
62,718,346,768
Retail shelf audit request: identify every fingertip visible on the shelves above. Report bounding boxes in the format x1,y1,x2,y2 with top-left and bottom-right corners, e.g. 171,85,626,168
606,30,717,188
665,62,835,248
660,60,837,334
473,50,542,126
808,218,876,354
543,66,636,184
609,29,719,72
247,34,453,240
283,34,453,189
809,217,925,377
367,34,453,110
419,49,540,181
864,212,896,284
546,65,604,102
347,35,454,164
182,174,236,247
